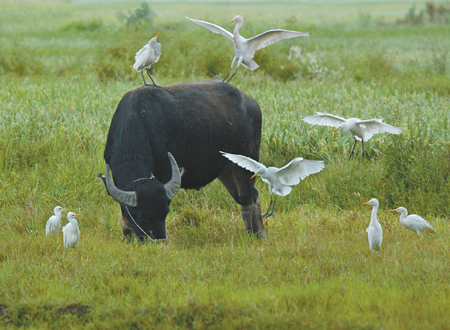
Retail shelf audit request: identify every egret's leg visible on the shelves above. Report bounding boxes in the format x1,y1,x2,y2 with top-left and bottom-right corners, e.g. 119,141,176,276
266,196,277,217
362,140,365,157
223,57,237,82
146,69,158,87
140,71,149,86
262,194,273,218
349,138,358,158
226,57,243,83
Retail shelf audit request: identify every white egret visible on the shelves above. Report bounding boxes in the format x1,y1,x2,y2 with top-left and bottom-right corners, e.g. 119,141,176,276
390,207,434,236
221,151,324,217
45,206,68,236
62,212,81,248
302,112,402,157
133,32,162,87
362,198,383,251
185,15,310,82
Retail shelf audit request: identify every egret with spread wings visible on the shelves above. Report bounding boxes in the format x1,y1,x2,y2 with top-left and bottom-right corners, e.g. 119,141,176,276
390,207,434,236
221,151,324,217
302,112,402,157
186,15,310,82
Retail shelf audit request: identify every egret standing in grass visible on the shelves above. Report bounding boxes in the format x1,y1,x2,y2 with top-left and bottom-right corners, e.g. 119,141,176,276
221,151,324,217
362,198,383,251
186,15,310,82
62,212,81,248
45,206,68,236
133,32,162,86
302,112,402,157
390,207,434,236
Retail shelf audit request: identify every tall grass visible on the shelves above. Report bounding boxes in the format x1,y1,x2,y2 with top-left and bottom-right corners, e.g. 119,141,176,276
1,1,449,328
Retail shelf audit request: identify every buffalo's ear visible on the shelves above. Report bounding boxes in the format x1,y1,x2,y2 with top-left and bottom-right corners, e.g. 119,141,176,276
97,173,110,196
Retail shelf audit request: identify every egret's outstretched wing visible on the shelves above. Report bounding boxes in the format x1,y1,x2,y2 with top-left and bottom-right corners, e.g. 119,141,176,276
185,16,233,42
302,112,347,128
220,152,266,174
248,30,310,52
358,119,402,135
277,158,325,186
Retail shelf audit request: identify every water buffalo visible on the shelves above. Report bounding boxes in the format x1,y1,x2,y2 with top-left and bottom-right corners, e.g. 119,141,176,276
98,78,266,240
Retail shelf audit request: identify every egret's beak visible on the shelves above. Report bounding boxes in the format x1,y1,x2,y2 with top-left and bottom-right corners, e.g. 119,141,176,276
74,214,81,217
227,19,236,25
331,127,339,133
362,201,370,205
389,209,397,212
155,32,160,39
251,172,258,179
61,208,69,211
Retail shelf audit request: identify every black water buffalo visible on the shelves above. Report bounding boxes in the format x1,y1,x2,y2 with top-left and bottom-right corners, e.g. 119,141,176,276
99,78,266,240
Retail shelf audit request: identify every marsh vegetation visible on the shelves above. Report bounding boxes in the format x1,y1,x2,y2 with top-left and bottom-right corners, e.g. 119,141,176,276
0,1,449,328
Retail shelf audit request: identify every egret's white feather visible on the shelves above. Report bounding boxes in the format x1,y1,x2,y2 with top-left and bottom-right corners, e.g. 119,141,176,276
277,158,325,186
248,29,310,52
302,112,347,127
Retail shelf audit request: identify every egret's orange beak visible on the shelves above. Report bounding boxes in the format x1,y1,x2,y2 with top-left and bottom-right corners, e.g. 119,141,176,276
155,32,160,39
74,214,81,217
331,127,339,133
362,201,370,205
61,208,69,211
227,19,236,25
389,209,397,212
251,172,258,179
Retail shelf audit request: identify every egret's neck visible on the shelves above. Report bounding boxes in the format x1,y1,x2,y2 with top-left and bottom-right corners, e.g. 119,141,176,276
370,205,379,225
233,22,242,43
399,211,407,224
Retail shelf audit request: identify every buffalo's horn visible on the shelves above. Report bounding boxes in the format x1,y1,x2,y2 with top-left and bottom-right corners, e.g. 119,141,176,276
104,164,138,207
164,152,182,199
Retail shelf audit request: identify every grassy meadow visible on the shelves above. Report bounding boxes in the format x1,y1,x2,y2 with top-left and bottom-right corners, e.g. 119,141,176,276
1,0,450,328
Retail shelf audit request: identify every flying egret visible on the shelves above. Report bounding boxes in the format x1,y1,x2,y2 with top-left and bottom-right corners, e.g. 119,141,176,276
62,212,81,248
302,112,402,157
185,15,310,82
362,198,383,251
45,206,68,236
390,207,434,236
220,151,324,217
133,32,162,87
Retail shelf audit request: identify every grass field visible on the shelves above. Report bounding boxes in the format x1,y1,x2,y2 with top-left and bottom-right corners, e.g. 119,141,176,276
1,0,450,328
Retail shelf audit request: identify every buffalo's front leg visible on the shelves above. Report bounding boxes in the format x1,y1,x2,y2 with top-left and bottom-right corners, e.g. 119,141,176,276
218,164,267,238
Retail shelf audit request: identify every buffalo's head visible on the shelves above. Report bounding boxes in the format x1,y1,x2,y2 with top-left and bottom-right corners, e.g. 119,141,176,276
98,152,182,240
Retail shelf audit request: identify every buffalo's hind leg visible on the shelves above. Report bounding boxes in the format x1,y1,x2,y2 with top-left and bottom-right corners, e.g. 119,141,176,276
218,164,267,238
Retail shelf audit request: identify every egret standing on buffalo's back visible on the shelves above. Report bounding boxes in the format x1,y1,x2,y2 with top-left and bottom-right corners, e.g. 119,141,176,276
302,112,402,157
221,152,324,217
186,15,310,82
133,32,162,87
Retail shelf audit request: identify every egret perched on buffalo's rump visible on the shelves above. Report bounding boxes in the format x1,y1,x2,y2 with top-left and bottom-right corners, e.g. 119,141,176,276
221,151,324,217
390,207,434,236
133,32,162,87
45,206,68,235
62,212,81,248
302,112,402,157
362,198,383,251
186,15,310,82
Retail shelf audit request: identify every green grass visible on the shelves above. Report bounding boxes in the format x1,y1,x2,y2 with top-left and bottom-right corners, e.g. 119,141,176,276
1,1,450,328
